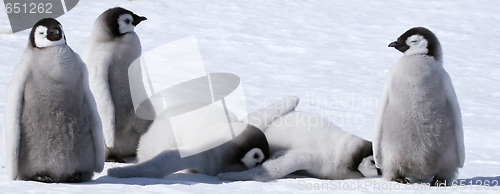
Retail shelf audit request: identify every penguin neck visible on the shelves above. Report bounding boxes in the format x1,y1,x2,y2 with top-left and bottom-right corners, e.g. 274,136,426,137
90,20,126,42
33,45,80,83
403,44,443,63
401,51,443,66
90,26,115,42
428,44,443,62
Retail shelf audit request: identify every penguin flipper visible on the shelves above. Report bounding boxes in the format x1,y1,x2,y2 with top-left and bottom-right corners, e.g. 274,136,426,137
108,149,188,178
443,72,465,167
373,69,394,169
79,55,105,172
3,52,32,180
87,58,115,148
217,149,314,182
243,96,300,131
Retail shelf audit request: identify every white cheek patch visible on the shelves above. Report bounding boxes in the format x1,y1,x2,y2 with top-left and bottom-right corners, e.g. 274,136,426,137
34,25,65,48
241,148,265,168
404,34,428,56
118,14,135,34
358,156,379,177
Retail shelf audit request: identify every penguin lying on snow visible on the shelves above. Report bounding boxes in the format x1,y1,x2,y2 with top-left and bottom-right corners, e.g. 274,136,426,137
107,123,270,178
2,18,104,183
373,27,464,186
218,96,379,181
82,7,151,162
107,104,270,178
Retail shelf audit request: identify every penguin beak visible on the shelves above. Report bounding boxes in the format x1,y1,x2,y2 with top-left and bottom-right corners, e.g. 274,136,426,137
388,41,409,53
388,41,400,48
132,16,147,26
47,28,62,41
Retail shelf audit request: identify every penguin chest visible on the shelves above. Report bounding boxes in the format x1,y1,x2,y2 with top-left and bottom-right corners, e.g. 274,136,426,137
19,70,94,169
388,58,448,115
382,60,455,170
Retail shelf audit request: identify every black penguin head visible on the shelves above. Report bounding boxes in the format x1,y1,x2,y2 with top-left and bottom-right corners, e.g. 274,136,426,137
100,7,147,37
388,27,442,59
29,18,66,48
230,124,270,168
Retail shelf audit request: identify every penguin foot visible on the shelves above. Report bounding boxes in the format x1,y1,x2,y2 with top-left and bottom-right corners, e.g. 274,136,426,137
67,172,83,183
66,171,93,183
391,176,410,184
106,155,127,163
32,175,54,183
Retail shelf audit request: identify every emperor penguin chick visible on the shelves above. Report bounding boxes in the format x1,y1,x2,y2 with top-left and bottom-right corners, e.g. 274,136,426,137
2,18,105,183
218,96,378,182
82,7,150,162
373,27,465,186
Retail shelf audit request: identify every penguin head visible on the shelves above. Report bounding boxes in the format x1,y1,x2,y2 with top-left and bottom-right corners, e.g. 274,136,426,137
389,27,442,59
357,156,382,177
99,7,147,37
241,148,266,168
29,18,66,48
229,124,270,168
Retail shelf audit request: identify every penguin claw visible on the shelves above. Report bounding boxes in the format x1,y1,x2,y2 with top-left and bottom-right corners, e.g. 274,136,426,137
391,177,410,184
106,155,127,163
67,172,83,183
32,175,54,183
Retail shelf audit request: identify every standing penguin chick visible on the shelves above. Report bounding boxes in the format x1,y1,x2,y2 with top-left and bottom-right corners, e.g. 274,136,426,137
373,27,465,185
82,7,150,162
2,18,105,183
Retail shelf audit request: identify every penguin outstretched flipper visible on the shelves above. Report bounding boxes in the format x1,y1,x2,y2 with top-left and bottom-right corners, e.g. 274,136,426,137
243,96,300,131
218,149,314,182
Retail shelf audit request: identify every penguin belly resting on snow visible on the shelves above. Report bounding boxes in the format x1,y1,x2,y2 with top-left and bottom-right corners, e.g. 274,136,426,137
373,27,465,186
82,7,151,162
218,96,379,181
2,18,104,183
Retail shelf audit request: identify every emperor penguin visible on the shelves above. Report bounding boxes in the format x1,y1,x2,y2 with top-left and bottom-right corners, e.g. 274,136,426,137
82,7,150,162
373,27,465,185
107,123,270,178
2,18,105,183
218,96,379,182
107,105,271,178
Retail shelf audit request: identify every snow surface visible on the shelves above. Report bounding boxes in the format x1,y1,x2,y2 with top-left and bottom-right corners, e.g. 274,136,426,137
1,0,500,193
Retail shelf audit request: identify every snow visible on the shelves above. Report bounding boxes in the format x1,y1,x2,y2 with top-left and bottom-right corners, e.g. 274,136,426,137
1,0,500,193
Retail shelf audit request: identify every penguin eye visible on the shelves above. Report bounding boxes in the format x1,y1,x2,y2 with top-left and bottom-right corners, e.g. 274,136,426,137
125,18,131,24
253,153,259,159
39,32,44,35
